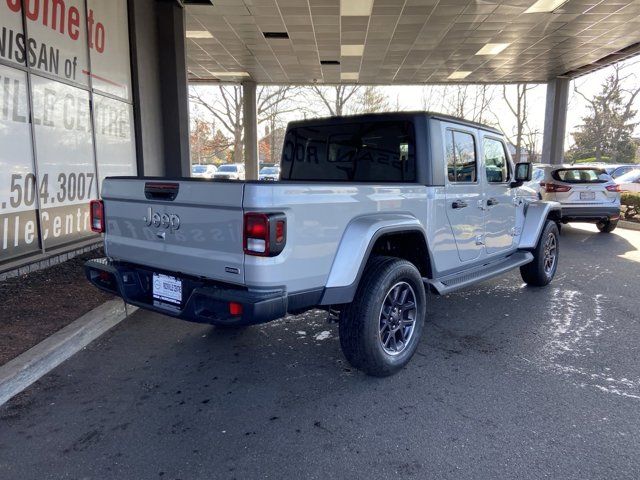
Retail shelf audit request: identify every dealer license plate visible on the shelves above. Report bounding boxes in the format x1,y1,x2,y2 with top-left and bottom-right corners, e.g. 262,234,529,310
580,191,595,200
152,273,183,305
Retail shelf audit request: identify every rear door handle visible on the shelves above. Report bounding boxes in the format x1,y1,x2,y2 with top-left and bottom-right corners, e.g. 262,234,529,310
487,198,499,206
452,200,468,209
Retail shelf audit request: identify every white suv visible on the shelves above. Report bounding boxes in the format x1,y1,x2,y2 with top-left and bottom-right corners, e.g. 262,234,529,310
213,164,246,180
536,165,621,232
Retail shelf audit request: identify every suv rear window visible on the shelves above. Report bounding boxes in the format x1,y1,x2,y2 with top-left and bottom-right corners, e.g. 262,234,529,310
280,121,416,182
552,168,608,184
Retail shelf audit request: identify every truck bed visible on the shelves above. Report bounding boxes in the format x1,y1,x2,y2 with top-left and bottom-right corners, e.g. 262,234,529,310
101,177,430,293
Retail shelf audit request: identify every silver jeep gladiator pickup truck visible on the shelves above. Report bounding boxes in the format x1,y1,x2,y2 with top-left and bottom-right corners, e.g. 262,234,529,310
86,112,561,376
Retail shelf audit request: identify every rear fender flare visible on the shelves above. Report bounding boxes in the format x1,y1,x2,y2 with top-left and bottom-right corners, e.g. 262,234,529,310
320,214,429,305
518,200,562,250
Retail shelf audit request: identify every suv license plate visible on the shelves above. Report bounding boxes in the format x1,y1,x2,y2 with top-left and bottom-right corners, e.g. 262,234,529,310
580,191,595,200
153,273,183,305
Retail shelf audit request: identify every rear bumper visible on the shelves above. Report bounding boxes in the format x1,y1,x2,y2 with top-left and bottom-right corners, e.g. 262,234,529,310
85,258,287,325
561,205,620,222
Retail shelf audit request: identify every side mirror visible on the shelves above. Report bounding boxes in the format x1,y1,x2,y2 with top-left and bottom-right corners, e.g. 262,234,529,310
511,162,532,188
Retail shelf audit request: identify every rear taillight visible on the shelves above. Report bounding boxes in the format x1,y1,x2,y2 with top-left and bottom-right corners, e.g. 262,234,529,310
541,182,571,193
606,184,622,192
90,200,104,233
243,212,286,257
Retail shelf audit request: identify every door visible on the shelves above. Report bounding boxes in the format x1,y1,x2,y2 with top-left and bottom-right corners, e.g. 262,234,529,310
481,135,516,255
443,127,484,263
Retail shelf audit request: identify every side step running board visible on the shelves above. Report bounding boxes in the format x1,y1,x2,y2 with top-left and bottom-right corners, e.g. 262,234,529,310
425,251,534,295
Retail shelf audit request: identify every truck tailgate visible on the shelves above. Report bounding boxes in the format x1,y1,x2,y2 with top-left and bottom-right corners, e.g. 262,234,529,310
102,179,245,285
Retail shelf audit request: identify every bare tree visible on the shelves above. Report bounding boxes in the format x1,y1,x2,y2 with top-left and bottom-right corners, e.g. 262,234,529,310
492,83,537,163
353,86,391,114
305,85,361,116
470,85,495,124
421,85,444,112
444,85,470,118
190,85,244,162
189,85,297,163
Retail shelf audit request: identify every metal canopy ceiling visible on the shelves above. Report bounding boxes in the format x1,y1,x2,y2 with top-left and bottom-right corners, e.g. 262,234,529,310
185,0,640,84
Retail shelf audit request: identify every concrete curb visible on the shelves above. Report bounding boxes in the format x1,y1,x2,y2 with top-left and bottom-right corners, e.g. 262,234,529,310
0,299,138,407
619,220,640,231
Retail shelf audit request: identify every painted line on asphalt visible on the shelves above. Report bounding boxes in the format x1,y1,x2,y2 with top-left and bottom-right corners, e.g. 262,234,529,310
0,299,137,407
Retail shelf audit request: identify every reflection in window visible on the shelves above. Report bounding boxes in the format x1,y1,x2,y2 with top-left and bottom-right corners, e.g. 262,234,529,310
446,130,476,183
281,122,416,182
484,138,509,183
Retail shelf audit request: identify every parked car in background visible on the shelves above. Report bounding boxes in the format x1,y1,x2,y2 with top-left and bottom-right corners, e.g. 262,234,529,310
615,168,640,193
213,164,246,180
191,164,217,178
537,165,621,232
599,164,639,179
526,164,546,197
259,166,280,181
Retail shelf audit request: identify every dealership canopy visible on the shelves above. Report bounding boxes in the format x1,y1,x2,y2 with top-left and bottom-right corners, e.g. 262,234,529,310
185,0,640,84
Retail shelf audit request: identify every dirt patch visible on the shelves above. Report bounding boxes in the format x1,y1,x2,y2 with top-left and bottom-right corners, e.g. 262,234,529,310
0,249,113,365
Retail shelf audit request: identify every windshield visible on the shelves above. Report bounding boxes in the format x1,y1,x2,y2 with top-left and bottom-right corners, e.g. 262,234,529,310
218,165,237,172
552,168,609,184
192,165,207,173
616,169,640,183
260,167,278,174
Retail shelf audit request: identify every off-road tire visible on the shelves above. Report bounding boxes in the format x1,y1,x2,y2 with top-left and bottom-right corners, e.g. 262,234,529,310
339,256,426,377
596,219,618,233
520,220,559,287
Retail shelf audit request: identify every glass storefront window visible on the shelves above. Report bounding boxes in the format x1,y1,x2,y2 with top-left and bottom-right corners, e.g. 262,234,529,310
23,0,90,86
0,0,136,267
87,0,132,101
0,0,27,67
0,64,40,261
94,93,136,186
31,75,97,249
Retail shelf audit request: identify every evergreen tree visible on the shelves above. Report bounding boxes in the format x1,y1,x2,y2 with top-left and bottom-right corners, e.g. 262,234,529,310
571,65,640,163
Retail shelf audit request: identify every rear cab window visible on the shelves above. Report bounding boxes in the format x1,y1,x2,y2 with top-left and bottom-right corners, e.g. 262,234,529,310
552,168,609,184
280,121,416,182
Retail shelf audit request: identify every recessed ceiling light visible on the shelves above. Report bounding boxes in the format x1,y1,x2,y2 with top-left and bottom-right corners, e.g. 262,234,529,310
448,71,472,80
524,0,569,13
341,44,365,56
263,32,289,39
341,0,373,16
186,30,213,39
210,71,250,78
476,43,510,55
321,60,341,65
341,72,359,81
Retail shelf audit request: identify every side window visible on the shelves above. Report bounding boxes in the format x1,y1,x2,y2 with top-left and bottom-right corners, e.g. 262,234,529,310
484,138,509,183
446,130,477,183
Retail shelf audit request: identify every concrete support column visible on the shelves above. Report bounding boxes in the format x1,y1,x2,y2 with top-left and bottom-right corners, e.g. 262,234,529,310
243,81,259,180
128,0,191,177
156,0,191,177
541,77,570,165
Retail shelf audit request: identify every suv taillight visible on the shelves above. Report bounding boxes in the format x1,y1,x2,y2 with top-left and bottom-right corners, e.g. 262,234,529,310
90,200,104,233
243,212,286,256
541,182,571,193
606,184,622,192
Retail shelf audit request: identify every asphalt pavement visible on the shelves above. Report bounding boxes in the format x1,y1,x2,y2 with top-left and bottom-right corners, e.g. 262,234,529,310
1,224,639,479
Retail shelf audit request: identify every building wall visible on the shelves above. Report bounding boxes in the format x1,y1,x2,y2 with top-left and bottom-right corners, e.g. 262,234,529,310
0,0,189,272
